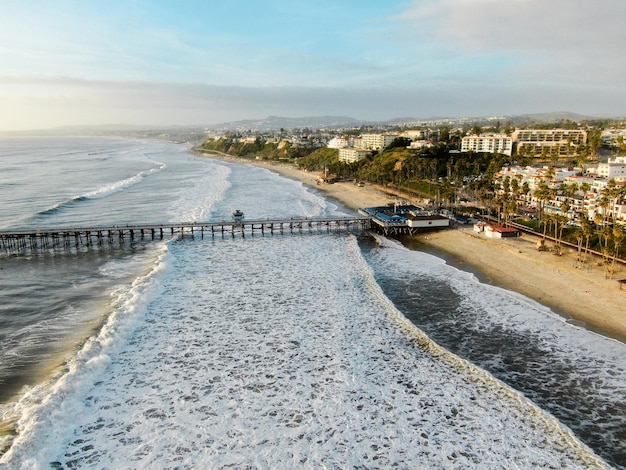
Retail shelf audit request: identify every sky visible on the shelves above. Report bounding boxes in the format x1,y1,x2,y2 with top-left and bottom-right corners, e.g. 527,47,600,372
1,0,625,130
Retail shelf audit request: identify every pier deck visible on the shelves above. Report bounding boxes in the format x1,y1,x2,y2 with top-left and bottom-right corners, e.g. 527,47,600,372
0,216,371,254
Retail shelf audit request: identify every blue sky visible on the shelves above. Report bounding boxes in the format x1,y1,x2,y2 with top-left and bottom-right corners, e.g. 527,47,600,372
1,0,625,130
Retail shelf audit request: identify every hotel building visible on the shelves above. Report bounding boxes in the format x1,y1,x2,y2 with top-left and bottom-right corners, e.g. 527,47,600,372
461,135,513,156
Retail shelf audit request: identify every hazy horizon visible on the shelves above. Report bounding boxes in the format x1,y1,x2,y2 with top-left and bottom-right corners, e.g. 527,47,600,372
1,1,625,131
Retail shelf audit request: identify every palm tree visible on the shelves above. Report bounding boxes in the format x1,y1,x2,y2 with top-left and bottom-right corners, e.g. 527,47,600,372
580,215,594,264
607,179,622,221
503,199,517,227
550,146,560,168
535,180,550,224
522,181,531,203
597,192,611,225
498,176,513,225
598,224,614,278
494,193,505,223
574,225,584,266
579,181,591,197
617,135,626,156
587,129,603,160
566,136,573,161
478,188,495,218
610,225,625,279
598,179,619,223
510,176,523,217
541,213,554,242
429,159,438,180
555,197,572,255
544,166,556,182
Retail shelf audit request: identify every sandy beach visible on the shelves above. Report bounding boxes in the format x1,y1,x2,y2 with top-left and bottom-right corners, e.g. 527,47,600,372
202,153,626,342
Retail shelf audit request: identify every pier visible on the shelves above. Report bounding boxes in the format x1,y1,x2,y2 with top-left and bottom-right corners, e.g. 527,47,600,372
0,216,371,254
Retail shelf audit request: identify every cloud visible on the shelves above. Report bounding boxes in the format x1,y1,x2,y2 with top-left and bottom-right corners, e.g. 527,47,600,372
394,0,626,86
2,73,621,132
397,0,625,51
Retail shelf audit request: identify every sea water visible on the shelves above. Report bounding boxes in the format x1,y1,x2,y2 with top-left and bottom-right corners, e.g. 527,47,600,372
0,137,624,468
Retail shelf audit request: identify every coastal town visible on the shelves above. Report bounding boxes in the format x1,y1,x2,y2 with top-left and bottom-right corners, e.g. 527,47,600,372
201,117,626,267
197,119,626,343
4,2,626,468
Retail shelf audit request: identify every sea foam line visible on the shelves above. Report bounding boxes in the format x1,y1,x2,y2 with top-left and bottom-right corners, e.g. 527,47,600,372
33,162,167,219
82,161,167,199
174,162,231,222
351,235,608,467
0,244,170,467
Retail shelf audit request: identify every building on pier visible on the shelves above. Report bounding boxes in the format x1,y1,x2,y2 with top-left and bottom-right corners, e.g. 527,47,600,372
358,205,449,235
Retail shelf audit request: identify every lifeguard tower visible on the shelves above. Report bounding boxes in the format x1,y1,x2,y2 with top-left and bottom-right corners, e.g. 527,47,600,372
232,210,244,226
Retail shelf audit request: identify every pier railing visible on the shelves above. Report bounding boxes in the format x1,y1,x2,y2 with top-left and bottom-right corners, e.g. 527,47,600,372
0,216,372,254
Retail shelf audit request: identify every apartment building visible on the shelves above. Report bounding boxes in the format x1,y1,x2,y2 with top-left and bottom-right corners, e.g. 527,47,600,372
512,129,587,157
338,148,371,164
601,129,626,148
400,129,429,140
327,137,348,149
594,156,626,180
354,134,399,151
461,134,513,156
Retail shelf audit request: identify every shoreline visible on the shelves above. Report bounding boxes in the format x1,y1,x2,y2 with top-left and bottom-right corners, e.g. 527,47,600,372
199,152,626,343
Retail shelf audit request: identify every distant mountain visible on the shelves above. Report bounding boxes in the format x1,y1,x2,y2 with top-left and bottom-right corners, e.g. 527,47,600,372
206,115,364,132
2,111,617,138
206,111,608,132
505,111,600,125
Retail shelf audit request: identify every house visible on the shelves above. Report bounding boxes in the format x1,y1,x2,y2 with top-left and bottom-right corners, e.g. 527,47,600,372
473,223,489,233
485,225,521,238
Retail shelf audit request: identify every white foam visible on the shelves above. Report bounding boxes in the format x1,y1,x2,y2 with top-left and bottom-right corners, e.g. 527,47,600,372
1,141,619,468
219,163,336,220
171,161,232,222
2,235,605,468
366,234,626,465
1,245,170,467
82,162,167,200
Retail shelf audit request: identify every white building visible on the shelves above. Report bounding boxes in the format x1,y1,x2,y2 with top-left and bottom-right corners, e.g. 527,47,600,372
405,214,449,229
601,129,626,148
338,148,371,164
494,162,626,225
408,141,434,150
354,134,399,151
327,137,348,149
484,225,521,238
401,129,429,140
595,157,626,181
495,165,575,190
614,202,626,223
512,129,587,157
461,134,513,156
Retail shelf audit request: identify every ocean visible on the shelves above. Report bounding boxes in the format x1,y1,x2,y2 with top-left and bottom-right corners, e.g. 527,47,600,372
0,136,624,469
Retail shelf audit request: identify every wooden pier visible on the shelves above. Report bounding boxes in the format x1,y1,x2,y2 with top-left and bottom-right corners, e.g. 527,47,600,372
0,216,371,254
